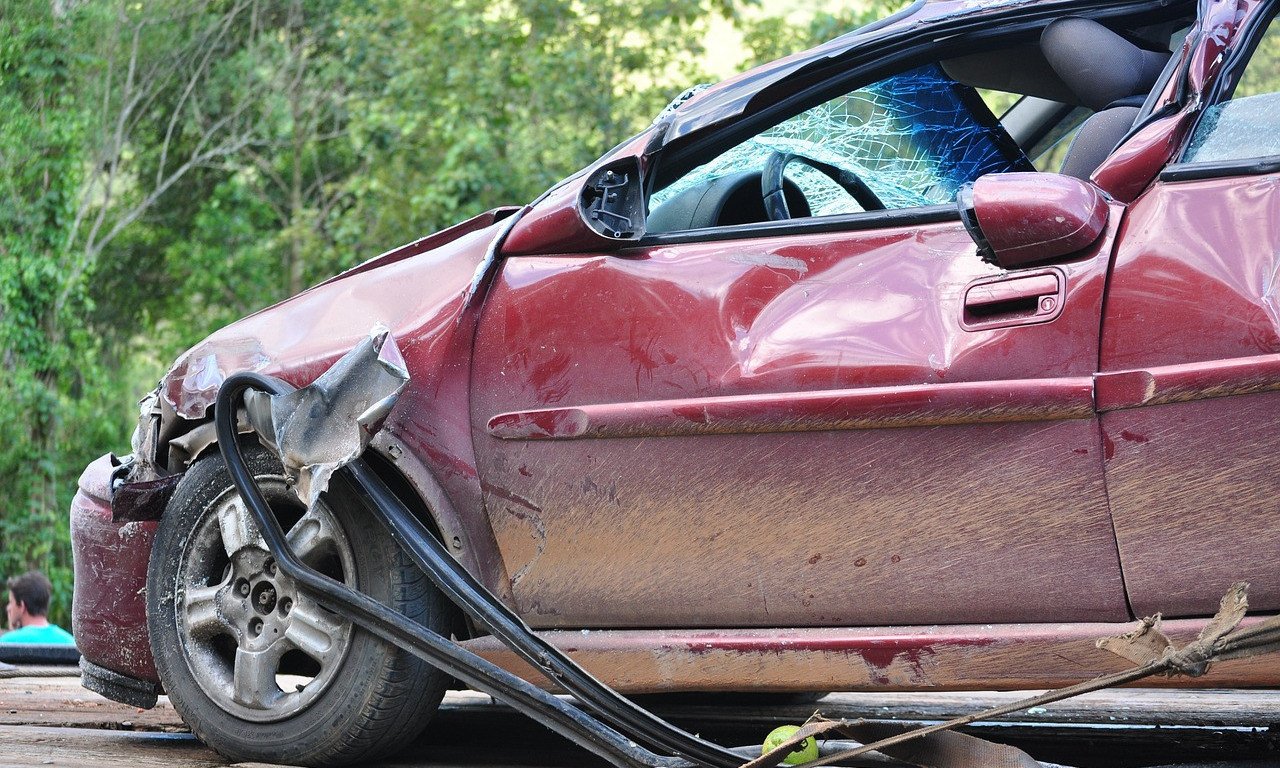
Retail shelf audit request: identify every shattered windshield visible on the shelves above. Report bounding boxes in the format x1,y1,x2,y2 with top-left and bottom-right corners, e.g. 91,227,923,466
651,64,1031,220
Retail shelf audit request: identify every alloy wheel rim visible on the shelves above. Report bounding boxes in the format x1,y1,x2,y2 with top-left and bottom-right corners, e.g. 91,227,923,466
174,477,355,722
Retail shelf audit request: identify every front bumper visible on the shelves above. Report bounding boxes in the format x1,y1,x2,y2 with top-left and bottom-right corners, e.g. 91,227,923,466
69,453,161,685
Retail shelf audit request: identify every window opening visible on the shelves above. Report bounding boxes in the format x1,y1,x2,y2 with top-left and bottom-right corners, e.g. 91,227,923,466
649,63,1031,226
1182,13,1280,163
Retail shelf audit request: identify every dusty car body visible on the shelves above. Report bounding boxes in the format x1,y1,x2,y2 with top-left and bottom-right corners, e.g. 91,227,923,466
71,0,1280,762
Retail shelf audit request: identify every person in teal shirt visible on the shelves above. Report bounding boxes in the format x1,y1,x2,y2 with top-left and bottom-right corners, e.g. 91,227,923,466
3,570,75,645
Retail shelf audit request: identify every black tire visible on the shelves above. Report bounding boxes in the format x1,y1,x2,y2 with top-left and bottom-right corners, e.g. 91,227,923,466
147,443,451,766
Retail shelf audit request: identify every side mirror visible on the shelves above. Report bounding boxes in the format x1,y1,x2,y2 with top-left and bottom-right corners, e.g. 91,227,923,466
958,173,1108,269
502,159,645,256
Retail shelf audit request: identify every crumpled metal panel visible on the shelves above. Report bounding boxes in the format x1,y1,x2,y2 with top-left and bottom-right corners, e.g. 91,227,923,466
140,212,516,598
245,325,410,509
471,213,1128,629
70,454,160,683
656,0,1171,144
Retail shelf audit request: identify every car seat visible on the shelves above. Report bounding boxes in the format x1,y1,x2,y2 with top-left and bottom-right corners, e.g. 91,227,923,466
1040,17,1171,179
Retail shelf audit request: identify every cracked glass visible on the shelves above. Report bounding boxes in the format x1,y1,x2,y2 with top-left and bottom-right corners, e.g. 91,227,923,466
650,64,1030,224
1183,13,1280,164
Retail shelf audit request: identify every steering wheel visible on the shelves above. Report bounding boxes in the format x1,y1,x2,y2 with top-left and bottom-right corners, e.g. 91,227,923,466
761,151,885,221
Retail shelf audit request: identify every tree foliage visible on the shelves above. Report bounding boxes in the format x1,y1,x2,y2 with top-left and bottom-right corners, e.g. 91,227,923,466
738,0,908,67
336,0,729,245
0,0,97,625
0,0,872,628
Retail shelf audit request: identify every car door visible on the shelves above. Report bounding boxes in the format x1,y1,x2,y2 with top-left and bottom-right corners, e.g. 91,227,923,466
1099,3,1280,618
469,55,1130,630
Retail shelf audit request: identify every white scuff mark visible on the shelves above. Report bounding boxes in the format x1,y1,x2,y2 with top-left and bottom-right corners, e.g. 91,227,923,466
731,323,751,355
727,252,809,275
1261,251,1280,332
928,350,953,379
117,522,147,542
508,508,548,588
178,353,225,417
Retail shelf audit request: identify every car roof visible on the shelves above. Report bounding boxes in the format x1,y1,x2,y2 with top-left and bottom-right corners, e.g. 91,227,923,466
657,0,1197,143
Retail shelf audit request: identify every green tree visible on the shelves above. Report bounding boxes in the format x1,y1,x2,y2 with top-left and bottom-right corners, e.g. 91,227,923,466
740,0,908,67
0,0,318,624
0,0,98,625
2,0,837,628
335,0,734,246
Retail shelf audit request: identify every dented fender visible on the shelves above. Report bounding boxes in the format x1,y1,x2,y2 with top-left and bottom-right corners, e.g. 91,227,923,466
123,208,523,607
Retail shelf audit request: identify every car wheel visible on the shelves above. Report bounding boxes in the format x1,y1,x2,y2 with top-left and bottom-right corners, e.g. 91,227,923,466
147,443,451,766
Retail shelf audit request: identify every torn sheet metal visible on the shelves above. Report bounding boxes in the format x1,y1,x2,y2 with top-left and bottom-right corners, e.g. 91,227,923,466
245,324,409,508
110,473,181,523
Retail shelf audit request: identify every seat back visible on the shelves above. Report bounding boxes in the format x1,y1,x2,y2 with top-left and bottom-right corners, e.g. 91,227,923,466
1040,18,1170,178
1057,105,1142,179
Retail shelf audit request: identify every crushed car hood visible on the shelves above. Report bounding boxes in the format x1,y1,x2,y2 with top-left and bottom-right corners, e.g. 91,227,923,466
161,208,518,420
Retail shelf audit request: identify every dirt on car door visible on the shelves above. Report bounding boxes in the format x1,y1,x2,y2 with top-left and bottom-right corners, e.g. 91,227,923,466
470,212,1129,630
1098,2,1280,619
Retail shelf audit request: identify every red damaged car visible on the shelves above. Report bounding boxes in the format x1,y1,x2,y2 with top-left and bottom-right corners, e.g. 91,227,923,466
70,0,1280,763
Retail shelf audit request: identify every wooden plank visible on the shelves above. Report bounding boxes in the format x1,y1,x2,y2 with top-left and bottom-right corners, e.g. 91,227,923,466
0,674,185,732
644,688,1280,728
2,674,1277,767
807,689,1280,728
6,674,1280,731
0,676,601,768
0,726,219,768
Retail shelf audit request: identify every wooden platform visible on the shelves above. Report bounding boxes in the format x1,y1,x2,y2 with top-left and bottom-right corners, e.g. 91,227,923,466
1,672,1277,768
708,688,1280,727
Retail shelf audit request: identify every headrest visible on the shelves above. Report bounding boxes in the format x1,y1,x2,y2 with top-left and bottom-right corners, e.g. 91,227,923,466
1041,18,1171,111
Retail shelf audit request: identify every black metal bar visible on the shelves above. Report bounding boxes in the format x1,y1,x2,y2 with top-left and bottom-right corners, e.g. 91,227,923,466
344,458,746,768
215,372,681,768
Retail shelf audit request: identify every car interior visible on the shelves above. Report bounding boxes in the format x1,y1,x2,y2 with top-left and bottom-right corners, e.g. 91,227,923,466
949,16,1175,178
646,12,1193,234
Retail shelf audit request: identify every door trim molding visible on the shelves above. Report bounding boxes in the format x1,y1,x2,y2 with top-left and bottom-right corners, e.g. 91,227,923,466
487,377,1095,440
1096,353,1280,412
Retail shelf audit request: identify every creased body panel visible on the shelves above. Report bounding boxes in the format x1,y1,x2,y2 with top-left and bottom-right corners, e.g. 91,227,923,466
1101,176,1280,372
1101,174,1280,617
474,219,1126,628
159,216,516,598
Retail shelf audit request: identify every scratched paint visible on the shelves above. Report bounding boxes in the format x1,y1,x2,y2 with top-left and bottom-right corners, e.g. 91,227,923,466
855,642,938,686
461,620,1280,693
70,456,161,682
1101,161,1280,617
472,202,1124,629
475,420,1126,629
